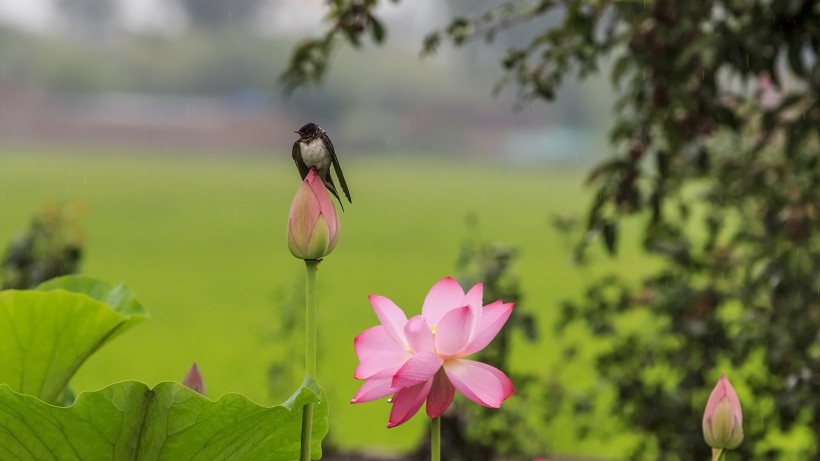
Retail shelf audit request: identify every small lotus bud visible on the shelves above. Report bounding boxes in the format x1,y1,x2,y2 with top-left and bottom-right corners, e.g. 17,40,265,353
287,170,340,260
183,363,206,395
703,375,743,450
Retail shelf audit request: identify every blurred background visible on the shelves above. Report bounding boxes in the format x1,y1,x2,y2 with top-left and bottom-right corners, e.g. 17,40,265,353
4,1,818,460
0,0,612,159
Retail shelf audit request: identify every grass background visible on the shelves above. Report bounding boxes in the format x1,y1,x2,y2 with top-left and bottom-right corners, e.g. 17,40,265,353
0,146,654,458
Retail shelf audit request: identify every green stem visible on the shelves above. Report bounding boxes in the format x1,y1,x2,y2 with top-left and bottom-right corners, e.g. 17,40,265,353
305,259,318,377
300,259,319,461
300,403,315,461
431,417,441,461
711,448,724,461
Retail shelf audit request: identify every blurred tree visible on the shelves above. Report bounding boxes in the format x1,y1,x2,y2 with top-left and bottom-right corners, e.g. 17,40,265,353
283,1,820,459
179,0,263,29
2,203,85,290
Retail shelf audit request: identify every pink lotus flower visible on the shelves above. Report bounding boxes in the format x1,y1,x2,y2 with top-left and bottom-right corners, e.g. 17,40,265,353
351,276,515,427
287,169,340,260
702,374,743,450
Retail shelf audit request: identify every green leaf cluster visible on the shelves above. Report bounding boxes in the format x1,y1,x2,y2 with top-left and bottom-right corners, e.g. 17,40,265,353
0,276,327,460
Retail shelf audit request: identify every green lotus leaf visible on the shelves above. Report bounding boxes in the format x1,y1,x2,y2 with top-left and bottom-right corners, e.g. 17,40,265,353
0,375,328,460
37,275,149,320
0,276,148,403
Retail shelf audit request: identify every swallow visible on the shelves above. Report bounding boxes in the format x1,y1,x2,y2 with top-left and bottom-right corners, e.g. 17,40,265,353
292,122,351,210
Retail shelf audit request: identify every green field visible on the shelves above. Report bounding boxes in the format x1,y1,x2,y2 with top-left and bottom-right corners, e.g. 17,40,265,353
0,146,652,457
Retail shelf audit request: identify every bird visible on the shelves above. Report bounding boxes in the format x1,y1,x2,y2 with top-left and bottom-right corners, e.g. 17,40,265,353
292,122,352,210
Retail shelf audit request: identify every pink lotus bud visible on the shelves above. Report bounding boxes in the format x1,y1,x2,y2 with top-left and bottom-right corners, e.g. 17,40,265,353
287,170,340,260
183,363,206,395
703,375,743,450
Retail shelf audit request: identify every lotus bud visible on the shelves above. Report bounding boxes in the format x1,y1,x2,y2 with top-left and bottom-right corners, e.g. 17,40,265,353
287,170,340,260
703,375,743,450
183,363,206,395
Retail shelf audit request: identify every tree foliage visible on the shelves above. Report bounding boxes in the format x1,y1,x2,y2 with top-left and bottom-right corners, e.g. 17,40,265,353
279,0,389,94
2,203,84,290
283,1,820,459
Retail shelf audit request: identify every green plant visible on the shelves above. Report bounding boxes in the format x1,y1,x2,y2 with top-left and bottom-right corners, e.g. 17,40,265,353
0,275,329,460
2,203,84,290
284,1,820,458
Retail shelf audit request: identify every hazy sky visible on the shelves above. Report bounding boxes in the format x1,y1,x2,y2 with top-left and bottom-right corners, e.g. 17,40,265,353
0,0,445,39
0,0,52,31
0,0,181,33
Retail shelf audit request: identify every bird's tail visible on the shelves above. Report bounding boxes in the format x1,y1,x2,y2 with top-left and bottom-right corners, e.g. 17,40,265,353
325,180,345,212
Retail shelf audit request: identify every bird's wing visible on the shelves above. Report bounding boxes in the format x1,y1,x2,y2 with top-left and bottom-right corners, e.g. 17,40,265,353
292,141,310,179
322,132,352,203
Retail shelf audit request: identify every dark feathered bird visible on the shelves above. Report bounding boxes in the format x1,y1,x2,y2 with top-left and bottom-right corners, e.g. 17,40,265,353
292,122,352,210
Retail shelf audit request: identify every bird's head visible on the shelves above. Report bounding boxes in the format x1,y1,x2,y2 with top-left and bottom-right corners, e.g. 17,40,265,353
296,122,323,140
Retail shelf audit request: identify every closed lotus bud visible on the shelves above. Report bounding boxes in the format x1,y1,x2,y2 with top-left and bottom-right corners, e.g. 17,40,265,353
703,374,743,450
287,170,340,260
183,363,205,395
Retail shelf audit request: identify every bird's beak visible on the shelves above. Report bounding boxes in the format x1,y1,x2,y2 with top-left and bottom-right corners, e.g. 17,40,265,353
294,131,300,134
